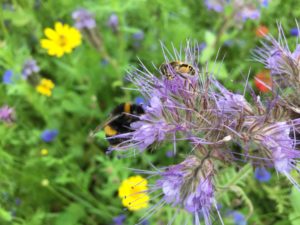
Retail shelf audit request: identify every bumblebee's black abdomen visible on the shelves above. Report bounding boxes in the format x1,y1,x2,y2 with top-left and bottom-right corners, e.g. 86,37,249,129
104,103,145,146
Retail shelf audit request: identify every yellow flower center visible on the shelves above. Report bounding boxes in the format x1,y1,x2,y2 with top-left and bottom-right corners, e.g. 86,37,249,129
58,35,67,47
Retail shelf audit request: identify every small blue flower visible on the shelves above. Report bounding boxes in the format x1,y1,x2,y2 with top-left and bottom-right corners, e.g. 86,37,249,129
112,214,126,225
15,198,21,206
254,167,271,182
41,129,58,142
261,0,269,7
290,27,299,37
2,70,13,84
166,150,175,158
135,96,145,105
231,211,247,225
141,219,149,225
132,31,144,40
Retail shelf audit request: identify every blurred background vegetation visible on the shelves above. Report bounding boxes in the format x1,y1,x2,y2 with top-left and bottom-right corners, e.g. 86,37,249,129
1,0,300,224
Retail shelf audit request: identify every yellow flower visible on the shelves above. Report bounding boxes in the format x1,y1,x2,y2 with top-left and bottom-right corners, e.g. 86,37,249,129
40,22,82,57
118,175,149,211
40,148,48,156
36,78,55,97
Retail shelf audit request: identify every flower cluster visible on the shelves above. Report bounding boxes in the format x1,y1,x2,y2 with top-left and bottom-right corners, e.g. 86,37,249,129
106,41,300,224
205,0,270,23
253,25,300,115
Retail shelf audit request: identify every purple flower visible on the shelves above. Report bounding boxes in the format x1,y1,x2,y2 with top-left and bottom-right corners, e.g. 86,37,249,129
290,27,299,36
260,0,269,7
132,31,144,40
149,157,221,224
166,150,175,158
41,129,58,142
72,8,96,30
204,0,225,12
230,211,247,225
254,167,271,182
107,13,119,33
0,105,15,123
135,96,145,105
112,214,126,225
2,70,13,84
22,59,40,79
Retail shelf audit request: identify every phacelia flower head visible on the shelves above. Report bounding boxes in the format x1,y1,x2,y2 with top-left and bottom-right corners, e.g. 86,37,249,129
40,22,82,57
118,175,149,211
253,24,300,113
2,70,13,84
204,0,225,12
0,105,15,123
204,0,269,24
107,13,119,33
41,129,58,142
72,8,96,30
138,156,222,225
22,59,40,79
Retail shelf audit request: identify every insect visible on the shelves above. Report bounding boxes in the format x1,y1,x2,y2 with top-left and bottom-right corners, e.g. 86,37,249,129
159,61,196,80
103,103,145,145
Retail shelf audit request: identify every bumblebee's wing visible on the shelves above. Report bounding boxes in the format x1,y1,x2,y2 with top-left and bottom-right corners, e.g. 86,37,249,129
90,114,122,137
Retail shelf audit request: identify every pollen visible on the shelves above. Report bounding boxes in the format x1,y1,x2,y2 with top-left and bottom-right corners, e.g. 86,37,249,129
104,125,117,136
118,175,149,211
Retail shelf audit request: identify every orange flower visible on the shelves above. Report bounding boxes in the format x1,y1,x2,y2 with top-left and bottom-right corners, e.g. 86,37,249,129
255,25,269,38
254,70,272,93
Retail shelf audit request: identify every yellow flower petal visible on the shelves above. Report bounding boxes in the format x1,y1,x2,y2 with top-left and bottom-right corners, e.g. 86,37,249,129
44,28,58,41
118,176,149,211
54,22,63,33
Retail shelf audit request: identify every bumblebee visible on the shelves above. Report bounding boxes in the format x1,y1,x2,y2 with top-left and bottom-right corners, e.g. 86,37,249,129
103,103,144,145
159,61,196,80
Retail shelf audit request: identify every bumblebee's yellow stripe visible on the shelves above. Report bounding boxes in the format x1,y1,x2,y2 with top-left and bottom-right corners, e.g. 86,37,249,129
124,102,131,113
104,125,117,136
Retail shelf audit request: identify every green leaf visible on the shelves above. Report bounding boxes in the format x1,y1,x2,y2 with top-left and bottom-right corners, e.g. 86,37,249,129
0,207,12,222
54,204,86,225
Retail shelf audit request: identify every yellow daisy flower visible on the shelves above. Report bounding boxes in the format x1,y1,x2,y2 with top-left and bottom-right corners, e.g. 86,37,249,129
118,175,149,211
36,78,55,97
40,22,82,57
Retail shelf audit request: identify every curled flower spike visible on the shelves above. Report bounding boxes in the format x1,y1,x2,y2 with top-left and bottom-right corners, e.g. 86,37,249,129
135,156,223,225
253,24,300,113
204,0,268,24
40,22,82,57
72,8,96,30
